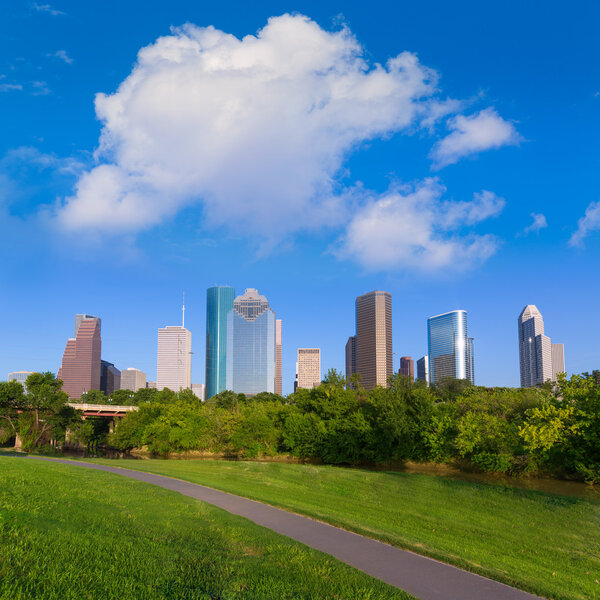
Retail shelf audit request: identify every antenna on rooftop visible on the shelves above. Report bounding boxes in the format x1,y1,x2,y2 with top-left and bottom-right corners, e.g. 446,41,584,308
182,291,186,329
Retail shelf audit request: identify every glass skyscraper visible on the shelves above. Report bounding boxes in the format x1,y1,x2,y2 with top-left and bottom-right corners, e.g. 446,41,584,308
205,286,235,399
427,310,474,385
226,288,276,395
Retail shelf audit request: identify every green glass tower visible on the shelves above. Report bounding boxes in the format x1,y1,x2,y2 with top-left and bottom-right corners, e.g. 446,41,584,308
205,286,235,399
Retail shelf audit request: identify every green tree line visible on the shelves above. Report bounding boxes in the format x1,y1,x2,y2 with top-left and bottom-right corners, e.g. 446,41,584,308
2,370,599,482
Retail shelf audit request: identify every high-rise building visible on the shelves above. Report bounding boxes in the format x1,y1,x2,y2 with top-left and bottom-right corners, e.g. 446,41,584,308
120,368,147,392
552,343,565,381
518,305,564,387
297,348,321,389
100,360,121,395
191,383,205,401
205,286,235,400
226,288,276,395
355,291,392,389
345,335,357,386
427,310,474,385
147,381,157,389
58,314,102,399
157,309,192,391
275,319,282,395
399,356,414,380
8,371,34,386
416,356,429,385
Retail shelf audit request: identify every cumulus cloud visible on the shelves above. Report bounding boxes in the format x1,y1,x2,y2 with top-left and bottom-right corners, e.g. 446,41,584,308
569,201,600,247
57,14,442,237
430,108,522,169
337,179,503,271
522,212,547,235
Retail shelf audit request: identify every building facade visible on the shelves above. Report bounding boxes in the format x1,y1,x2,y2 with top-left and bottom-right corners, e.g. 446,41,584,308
205,286,235,400
226,288,276,396
297,348,321,389
58,314,102,399
399,356,414,380
355,291,392,389
416,356,429,385
191,383,206,401
120,368,147,392
345,335,357,386
157,326,192,391
275,319,282,395
7,371,34,386
100,360,121,395
427,310,474,385
518,305,564,387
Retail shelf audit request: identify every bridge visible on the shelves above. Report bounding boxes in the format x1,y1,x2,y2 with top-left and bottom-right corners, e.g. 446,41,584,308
68,403,139,418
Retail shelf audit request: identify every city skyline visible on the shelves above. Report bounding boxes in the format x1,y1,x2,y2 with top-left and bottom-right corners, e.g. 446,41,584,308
0,2,598,392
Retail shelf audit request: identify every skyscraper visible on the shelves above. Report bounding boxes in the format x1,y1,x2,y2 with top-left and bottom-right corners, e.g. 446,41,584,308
297,348,321,389
120,368,147,392
355,291,392,389
518,305,564,387
275,319,283,395
427,310,474,385
58,314,102,399
100,360,121,395
157,304,192,391
416,356,429,385
205,286,235,399
226,288,276,395
345,335,357,386
399,356,414,380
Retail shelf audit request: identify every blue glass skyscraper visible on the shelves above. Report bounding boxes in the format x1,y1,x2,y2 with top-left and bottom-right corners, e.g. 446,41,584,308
226,288,276,395
205,286,235,399
427,310,474,385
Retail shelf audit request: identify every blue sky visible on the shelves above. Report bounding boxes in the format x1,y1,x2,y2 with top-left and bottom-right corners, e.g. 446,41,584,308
1,0,599,393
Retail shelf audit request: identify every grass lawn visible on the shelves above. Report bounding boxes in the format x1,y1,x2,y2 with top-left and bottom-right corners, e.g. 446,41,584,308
0,457,412,600
81,457,600,600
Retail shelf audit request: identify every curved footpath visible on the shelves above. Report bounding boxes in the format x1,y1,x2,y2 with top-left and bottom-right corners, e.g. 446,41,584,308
21,456,543,600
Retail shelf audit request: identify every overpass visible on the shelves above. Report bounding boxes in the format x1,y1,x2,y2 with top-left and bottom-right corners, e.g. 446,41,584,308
68,403,139,418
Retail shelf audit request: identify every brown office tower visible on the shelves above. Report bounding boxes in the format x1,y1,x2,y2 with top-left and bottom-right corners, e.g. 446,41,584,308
399,356,414,380
345,335,357,387
275,319,282,395
58,314,102,399
355,291,392,389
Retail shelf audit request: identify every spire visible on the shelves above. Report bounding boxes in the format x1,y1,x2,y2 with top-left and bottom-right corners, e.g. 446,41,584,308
182,292,186,328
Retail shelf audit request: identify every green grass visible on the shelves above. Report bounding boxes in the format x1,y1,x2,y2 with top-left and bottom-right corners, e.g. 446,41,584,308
0,457,412,600
82,457,600,600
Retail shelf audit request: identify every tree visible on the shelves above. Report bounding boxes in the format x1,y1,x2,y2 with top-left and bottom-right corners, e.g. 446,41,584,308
80,389,107,404
109,389,135,405
0,373,78,451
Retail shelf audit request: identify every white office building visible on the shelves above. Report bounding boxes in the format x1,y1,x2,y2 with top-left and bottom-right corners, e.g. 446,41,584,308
518,305,564,387
296,348,321,389
157,326,192,391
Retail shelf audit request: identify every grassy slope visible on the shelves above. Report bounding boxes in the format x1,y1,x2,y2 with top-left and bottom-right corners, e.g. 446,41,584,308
84,458,600,600
0,457,412,600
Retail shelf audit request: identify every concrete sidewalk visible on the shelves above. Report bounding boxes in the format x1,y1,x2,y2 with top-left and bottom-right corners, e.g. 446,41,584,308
22,456,544,600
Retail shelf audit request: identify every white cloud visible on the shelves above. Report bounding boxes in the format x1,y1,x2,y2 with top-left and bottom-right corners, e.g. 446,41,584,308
57,14,441,237
337,179,503,271
31,80,50,95
48,50,73,64
33,3,66,16
569,201,600,247
2,146,86,175
0,83,22,92
430,108,522,169
522,212,547,235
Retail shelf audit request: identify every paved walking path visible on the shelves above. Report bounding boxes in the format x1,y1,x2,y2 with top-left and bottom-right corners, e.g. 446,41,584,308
22,456,543,600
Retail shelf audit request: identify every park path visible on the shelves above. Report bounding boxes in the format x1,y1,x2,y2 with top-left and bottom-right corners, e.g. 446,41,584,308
23,456,543,600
